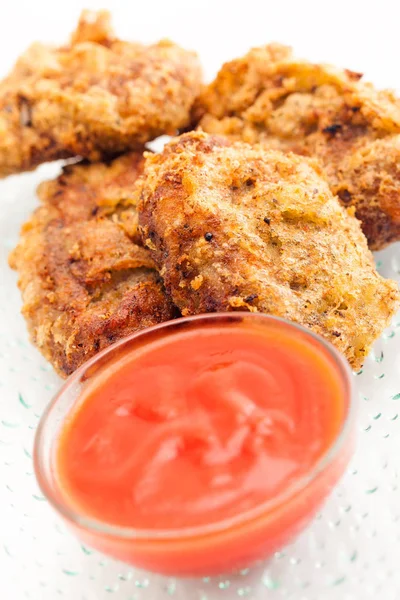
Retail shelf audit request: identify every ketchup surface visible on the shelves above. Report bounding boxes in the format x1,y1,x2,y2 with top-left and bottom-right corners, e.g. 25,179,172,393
55,318,346,534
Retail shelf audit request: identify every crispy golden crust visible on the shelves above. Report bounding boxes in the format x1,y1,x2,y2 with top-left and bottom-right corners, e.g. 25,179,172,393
195,44,400,249
9,153,176,377
138,132,400,370
0,10,202,177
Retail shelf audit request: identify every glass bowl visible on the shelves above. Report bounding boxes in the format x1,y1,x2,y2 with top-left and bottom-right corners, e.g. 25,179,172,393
33,313,356,577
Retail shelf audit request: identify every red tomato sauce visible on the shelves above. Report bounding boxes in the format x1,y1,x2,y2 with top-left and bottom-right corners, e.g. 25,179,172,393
53,316,351,575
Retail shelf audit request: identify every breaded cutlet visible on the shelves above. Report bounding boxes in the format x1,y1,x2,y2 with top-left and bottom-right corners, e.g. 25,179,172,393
138,132,400,370
0,10,202,177
195,44,400,249
9,153,176,377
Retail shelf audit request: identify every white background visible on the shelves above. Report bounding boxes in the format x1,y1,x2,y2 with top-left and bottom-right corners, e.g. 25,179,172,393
1,1,400,599
0,0,399,88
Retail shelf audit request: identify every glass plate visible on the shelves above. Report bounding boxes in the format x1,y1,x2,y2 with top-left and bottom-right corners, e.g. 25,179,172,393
1,164,400,600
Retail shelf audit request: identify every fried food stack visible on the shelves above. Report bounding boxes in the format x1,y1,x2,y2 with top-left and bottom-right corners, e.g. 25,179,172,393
7,11,400,376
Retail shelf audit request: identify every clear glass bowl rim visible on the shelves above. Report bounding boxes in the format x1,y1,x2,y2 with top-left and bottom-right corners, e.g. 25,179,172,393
34,312,356,542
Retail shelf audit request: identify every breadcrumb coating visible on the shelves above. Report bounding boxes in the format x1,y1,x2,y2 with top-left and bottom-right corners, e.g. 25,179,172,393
195,44,400,249
0,10,202,177
138,132,400,370
9,153,176,377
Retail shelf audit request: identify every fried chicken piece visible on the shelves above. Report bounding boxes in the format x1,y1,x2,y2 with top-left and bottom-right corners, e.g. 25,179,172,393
195,44,400,249
9,153,176,377
0,10,202,177
138,132,399,370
